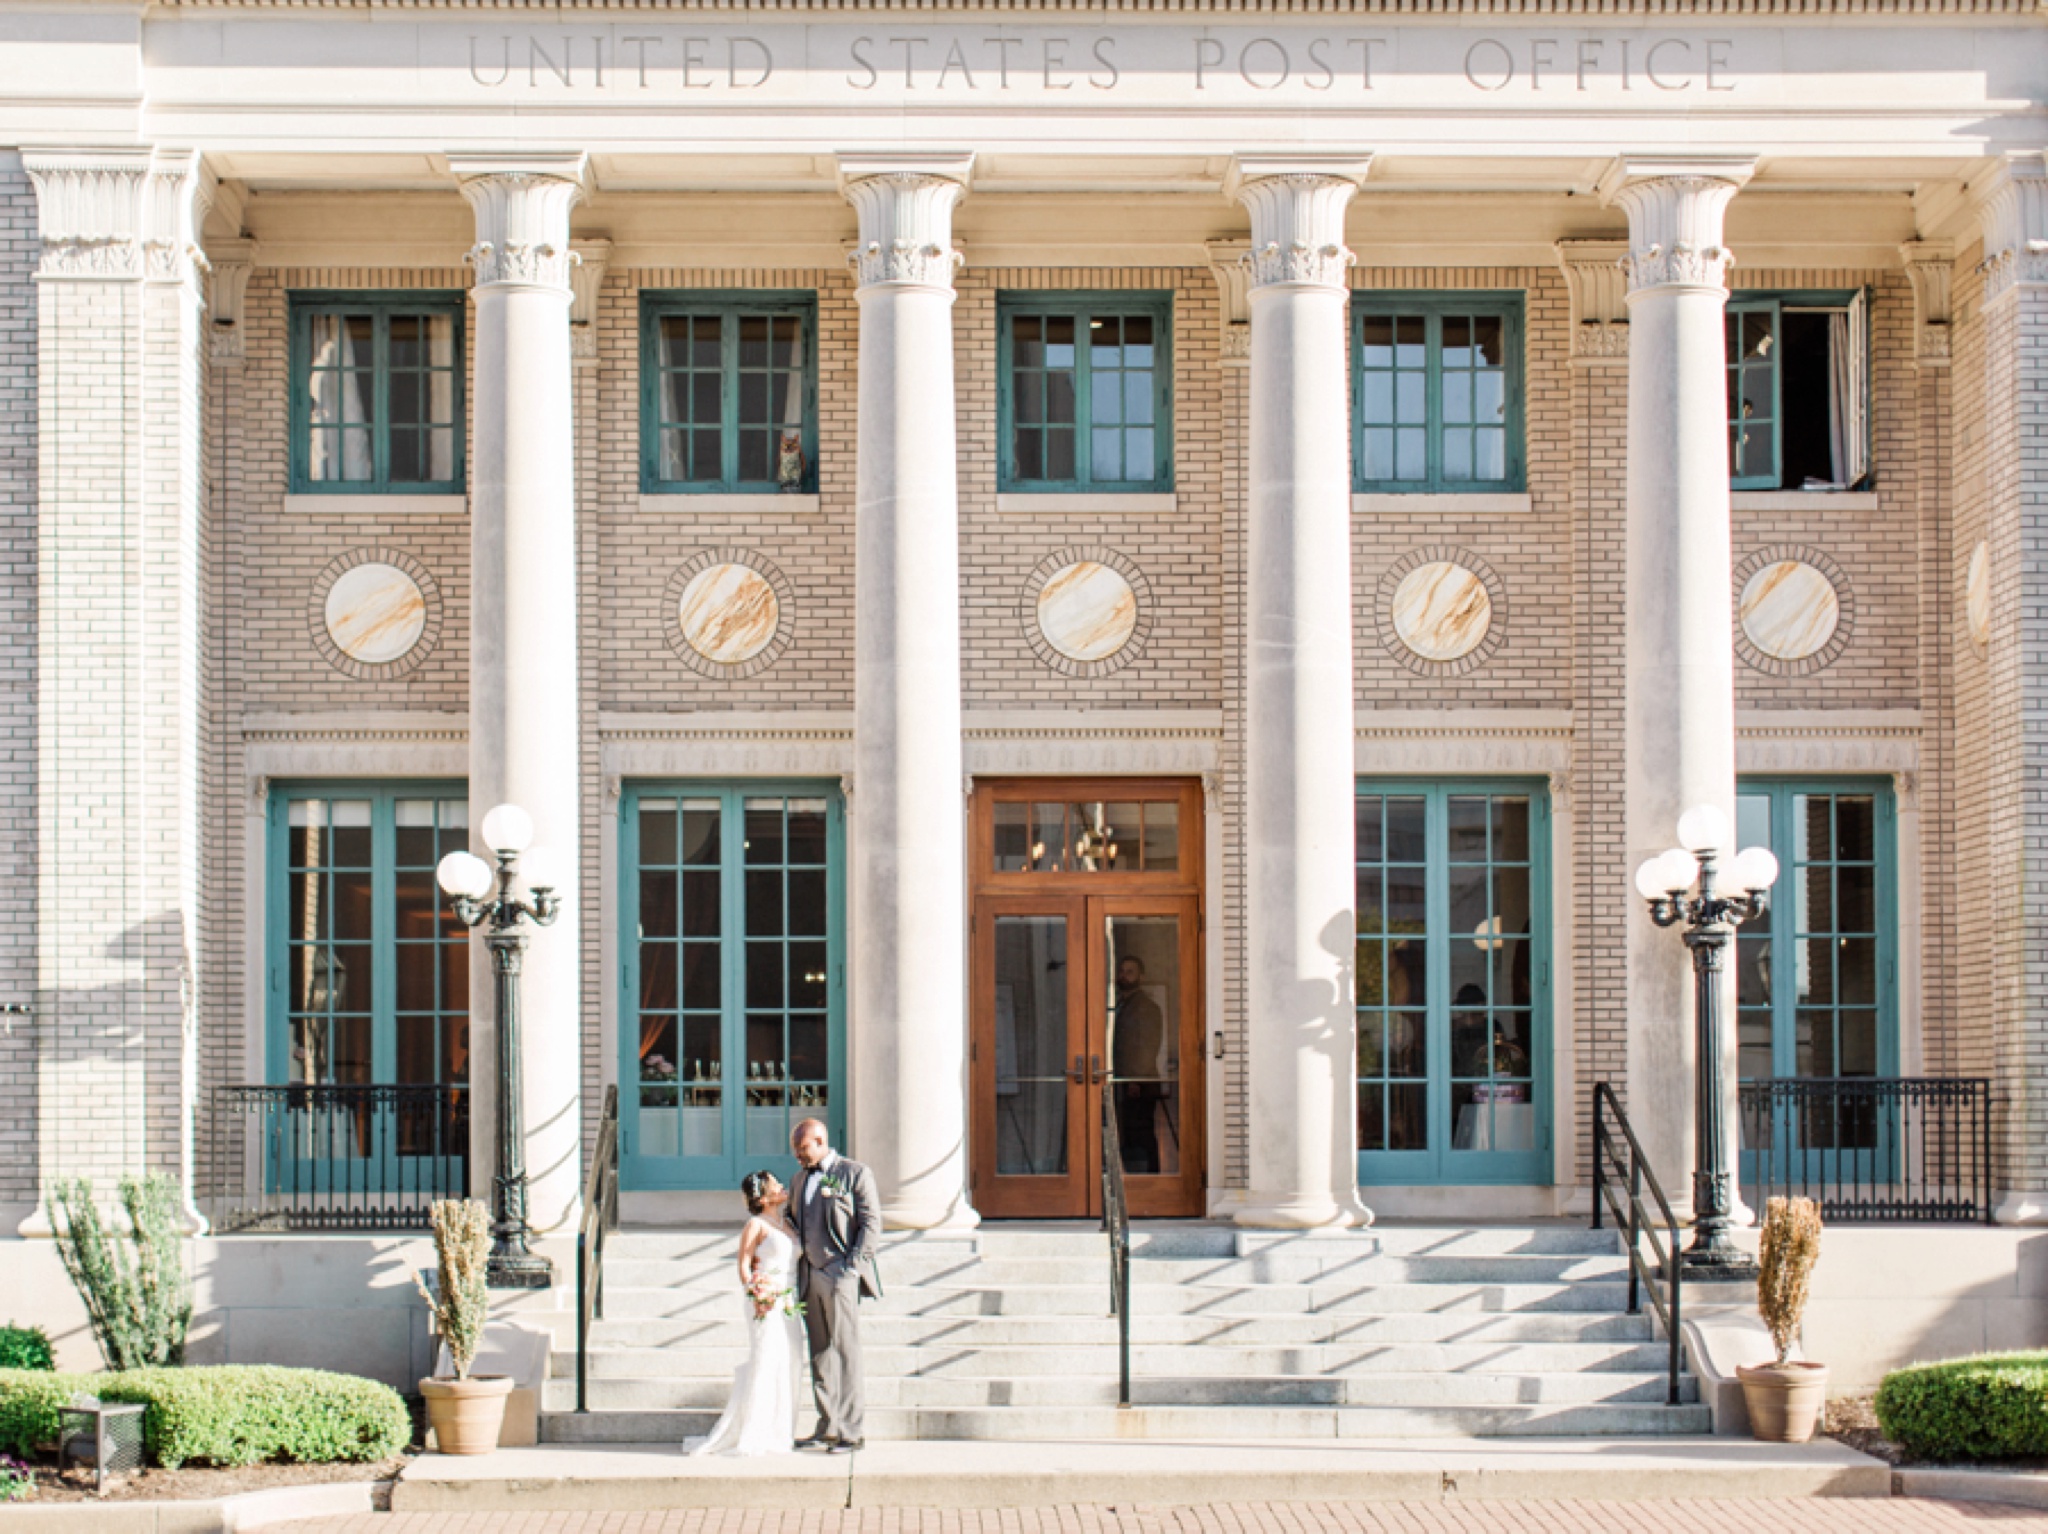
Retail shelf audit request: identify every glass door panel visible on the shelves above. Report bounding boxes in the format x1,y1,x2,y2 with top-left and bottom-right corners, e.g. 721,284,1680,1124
974,896,1090,1217
1102,897,1203,1216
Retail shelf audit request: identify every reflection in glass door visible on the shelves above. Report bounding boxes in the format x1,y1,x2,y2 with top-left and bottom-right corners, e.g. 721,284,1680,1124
1354,782,1551,1186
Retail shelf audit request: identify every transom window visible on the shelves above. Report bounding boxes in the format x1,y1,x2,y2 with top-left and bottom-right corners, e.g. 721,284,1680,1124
289,294,465,494
639,293,818,494
998,294,1173,492
267,786,470,1087
1727,290,1870,491
1353,295,1524,494
990,798,1180,875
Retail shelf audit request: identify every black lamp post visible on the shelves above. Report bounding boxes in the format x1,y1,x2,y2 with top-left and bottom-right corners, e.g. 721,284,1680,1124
439,804,560,1290
1635,805,1780,1279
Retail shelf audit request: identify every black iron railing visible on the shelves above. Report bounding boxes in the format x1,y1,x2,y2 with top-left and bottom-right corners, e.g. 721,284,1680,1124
1740,1076,1993,1224
1100,1088,1132,1409
211,1084,468,1232
1590,1082,1684,1408
575,1084,621,1414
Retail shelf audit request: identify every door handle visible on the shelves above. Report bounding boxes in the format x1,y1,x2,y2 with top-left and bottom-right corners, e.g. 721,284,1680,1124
1090,1054,1105,1086
1070,1055,1086,1085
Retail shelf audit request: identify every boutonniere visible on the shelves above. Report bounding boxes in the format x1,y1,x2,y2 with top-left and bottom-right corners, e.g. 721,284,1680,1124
815,1173,851,1200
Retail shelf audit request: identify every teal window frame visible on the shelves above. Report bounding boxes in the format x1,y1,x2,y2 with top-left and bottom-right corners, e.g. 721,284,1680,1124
996,291,1175,493
619,782,847,1192
638,291,819,494
288,293,466,495
1725,288,1869,491
1354,780,1553,1187
1352,293,1526,495
264,782,471,1089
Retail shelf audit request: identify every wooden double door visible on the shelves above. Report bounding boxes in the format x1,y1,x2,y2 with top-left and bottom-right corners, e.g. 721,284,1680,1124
969,780,1205,1219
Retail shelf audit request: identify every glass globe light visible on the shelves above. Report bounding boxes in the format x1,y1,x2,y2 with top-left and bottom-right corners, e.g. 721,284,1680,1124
1727,846,1781,893
1633,857,1671,901
436,850,495,900
521,844,562,892
481,803,535,855
1657,847,1701,893
1676,803,1730,853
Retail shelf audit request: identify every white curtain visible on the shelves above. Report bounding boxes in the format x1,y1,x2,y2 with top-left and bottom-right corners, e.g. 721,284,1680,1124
310,317,374,483
1825,292,1870,488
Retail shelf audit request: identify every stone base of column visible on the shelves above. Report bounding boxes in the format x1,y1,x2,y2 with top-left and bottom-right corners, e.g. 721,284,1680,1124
1233,1189,1374,1230
1993,1192,2048,1226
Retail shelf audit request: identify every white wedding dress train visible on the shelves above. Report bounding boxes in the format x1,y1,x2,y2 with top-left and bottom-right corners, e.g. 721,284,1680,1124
686,1218,803,1457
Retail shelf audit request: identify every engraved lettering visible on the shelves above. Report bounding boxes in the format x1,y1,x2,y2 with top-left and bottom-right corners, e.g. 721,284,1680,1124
1706,38,1735,91
682,37,713,89
1464,38,1513,92
592,36,604,88
848,36,878,90
1306,37,1335,91
623,36,659,88
1646,38,1692,90
1043,38,1073,90
890,36,924,88
990,36,1022,88
1239,37,1289,90
937,39,975,88
1348,37,1384,89
1529,38,1558,90
469,35,512,87
1620,38,1632,90
729,37,772,88
1090,37,1119,90
529,36,570,88
1575,39,1602,92
1195,38,1226,89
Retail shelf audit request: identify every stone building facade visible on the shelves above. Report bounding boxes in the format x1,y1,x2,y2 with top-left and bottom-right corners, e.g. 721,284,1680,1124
1,0,2044,1240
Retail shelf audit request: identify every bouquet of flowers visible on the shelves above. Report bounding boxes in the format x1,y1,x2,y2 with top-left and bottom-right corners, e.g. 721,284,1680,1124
745,1268,804,1321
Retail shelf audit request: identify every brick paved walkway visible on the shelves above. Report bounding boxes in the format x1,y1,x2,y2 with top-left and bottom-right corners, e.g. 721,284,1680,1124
277,1501,2048,1532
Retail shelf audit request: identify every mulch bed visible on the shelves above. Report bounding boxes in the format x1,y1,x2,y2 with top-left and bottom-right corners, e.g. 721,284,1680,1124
1825,1394,2048,1473
6,1453,407,1504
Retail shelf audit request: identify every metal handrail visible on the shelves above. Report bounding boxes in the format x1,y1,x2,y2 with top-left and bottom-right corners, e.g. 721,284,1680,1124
1589,1081,1684,1408
574,1085,620,1414
1099,1088,1132,1408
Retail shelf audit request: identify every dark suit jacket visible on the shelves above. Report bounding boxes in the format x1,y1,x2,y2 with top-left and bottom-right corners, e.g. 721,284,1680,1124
789,1156,884,1300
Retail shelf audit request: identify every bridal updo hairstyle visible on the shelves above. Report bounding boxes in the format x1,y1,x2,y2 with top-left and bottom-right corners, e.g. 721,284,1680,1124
740,1169,776,1215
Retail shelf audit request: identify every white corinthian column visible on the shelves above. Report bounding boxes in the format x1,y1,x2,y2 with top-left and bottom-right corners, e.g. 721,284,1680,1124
1228,156,1374,1230
838,154,978,1230
1603,156,1755,1211
449,152,587,1238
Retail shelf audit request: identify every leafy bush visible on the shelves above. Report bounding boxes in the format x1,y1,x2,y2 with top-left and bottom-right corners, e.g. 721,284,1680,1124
0,1366,410,1469
51,1175,192,1370
0,1328,53,1373
1875,1352,2048,1462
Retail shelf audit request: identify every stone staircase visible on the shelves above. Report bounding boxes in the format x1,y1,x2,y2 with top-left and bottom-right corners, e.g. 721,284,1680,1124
537,1222,1708,1441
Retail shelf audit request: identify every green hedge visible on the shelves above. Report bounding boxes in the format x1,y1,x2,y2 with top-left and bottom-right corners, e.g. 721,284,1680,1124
0,1328,53,1373
0,1366,410,1469
1875,1352,2048,1462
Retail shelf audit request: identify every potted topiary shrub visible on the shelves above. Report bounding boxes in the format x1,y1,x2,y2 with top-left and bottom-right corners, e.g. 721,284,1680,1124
1737,1195,1827,1441
413,1199,510,1455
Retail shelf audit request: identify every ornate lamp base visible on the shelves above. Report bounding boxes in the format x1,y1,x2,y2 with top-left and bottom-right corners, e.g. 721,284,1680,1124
486,1252,555,1290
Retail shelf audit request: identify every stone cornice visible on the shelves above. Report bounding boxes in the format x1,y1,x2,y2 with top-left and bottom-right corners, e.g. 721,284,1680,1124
151,0,2048,13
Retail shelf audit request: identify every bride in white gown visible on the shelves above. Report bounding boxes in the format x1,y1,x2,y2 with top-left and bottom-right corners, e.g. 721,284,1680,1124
686,1171,803,1457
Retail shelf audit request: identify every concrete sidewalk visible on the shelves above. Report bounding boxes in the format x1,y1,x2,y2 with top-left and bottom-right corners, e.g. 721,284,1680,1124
390,1436,1890,1512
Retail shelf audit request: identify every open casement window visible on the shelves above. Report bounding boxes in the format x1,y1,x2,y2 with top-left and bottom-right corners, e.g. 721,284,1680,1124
998,293,1174,493
289,295,465,494
1353,295,1526,495
639,293,819,494
1726,290,1871,492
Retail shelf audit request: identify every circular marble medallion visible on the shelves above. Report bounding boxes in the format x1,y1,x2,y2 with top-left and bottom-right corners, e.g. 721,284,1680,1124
1738,560,1840,662
678,562,780,665
1036,561,1138,663
1967,541,1992,654
324,561,427,665
1391,561,1492,663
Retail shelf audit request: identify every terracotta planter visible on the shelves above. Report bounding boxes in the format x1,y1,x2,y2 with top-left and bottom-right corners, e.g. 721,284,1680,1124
1738,1360,1829,1443
420,1373,513,1455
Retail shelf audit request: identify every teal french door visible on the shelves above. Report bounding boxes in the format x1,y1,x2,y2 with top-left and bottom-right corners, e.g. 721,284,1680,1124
620,783,846,1190
1736,781,1898,1179
1355,782,1553,1186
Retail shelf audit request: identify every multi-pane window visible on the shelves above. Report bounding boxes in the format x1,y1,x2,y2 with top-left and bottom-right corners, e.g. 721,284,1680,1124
990,798,1180,874
1355,783,1549,1184
625,786,843,1188
1726,291,1870,491
270,788,470,1088
999,295,1173,492
290,296,464,493
1354,296,1523,493
640,294,817,493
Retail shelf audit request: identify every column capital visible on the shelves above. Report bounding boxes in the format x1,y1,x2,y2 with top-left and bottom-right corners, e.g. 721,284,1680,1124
1203,240,1253,366
1973,150,2048,308
207,237,258,364
448,151,588,290
1899,239,1956,366
837,153,973,291
1226,156,1372,292
1555,239,1632,364
1599,155,1756,296
569,238,612,361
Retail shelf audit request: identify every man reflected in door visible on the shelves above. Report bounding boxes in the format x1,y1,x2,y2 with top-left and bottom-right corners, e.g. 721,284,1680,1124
1111,954,1166,1174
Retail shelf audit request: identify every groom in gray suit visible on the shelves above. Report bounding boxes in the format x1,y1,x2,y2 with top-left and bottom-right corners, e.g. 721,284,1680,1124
788,1118,882,1452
